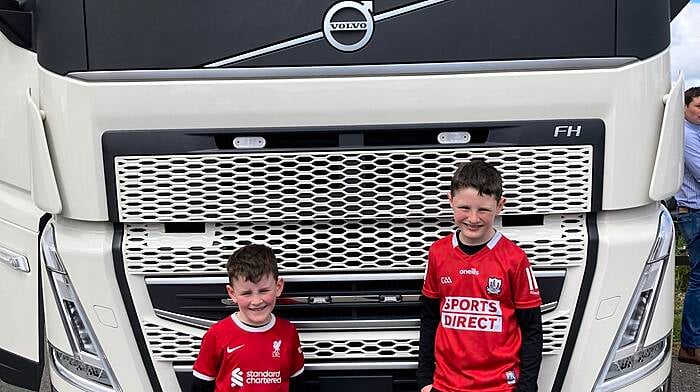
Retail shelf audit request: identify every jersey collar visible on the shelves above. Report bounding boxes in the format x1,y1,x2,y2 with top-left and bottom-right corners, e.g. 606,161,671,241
451,230,502,250
231,312,277,333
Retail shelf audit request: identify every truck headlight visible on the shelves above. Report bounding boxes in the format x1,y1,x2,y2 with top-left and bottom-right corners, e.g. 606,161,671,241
41,223,122,392
594,209,673,391
51,346,115,391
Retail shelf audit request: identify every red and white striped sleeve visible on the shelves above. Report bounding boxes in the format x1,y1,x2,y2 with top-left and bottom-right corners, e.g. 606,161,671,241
512,255,542,309
192,328,220,382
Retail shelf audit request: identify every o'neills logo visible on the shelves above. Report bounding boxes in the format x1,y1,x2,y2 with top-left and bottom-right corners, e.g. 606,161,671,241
441,296,503,332
323,1,374,52
459,267,479,276
246,370,282,385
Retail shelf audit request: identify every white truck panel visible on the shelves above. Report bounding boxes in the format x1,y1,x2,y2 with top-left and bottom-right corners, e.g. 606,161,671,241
27,90,62,214
0,32,36,192
649,74,685,201
0,182,43,231
0,216,40,361
560,203,665,391
52,217,154,392
38,51,668,221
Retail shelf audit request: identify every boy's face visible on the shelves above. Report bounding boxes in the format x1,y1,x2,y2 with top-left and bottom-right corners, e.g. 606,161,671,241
448,187,505,246
227,273,283,326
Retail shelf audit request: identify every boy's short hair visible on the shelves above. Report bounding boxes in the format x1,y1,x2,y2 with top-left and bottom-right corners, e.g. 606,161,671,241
450,160,503,199
227,244,279,284
685,86,700,106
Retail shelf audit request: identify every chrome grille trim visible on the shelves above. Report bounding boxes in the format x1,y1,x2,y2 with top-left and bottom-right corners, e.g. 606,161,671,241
115,146,593,222
541,302,559,313
154,309,213,330
145,273,425,285
146,270,566,286
155,306,561,332
155,309,422,331
71,58,637,82
142,312,571,363
145,271,563,286
281,294,422,305
173,362,420,372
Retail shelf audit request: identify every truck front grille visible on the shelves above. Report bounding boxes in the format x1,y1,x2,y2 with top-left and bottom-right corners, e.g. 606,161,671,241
107,132,599,391
123,214,586,274
114,146,593,222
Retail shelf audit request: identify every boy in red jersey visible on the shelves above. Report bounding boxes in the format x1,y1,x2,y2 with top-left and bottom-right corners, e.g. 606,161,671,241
417,160,543,392
191,245,304,392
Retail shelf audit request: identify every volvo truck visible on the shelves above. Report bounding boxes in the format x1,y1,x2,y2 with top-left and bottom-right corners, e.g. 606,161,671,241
0,0,689,391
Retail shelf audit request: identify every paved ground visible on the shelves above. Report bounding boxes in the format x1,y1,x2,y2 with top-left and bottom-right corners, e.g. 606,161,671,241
673,356,700,392
0,368,48,392
1,356,698,392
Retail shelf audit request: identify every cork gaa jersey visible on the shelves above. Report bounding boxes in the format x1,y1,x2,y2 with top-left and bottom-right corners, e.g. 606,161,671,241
422,231,542,392
193,313,304,392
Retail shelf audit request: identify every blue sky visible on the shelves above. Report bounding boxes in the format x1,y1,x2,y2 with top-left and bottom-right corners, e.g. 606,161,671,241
672,0,700,88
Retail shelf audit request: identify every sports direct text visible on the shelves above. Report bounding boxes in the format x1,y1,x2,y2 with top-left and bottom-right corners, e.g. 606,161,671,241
441,296,503,332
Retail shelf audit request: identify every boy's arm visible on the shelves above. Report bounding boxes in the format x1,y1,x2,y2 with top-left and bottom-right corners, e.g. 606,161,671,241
512,255,543,392
515,306,543,392
190,378,215,392
191,329,220,392
417,295,440,389
289,372,305,392
288,325,305,392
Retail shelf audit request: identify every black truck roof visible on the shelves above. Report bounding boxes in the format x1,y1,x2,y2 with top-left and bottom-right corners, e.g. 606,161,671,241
11,0,684,74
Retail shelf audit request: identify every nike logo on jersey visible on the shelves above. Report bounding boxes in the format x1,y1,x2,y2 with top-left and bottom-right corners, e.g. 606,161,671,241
227,344,245,354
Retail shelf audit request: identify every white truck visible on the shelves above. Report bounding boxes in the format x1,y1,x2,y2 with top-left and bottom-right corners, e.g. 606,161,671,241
0,0,689,391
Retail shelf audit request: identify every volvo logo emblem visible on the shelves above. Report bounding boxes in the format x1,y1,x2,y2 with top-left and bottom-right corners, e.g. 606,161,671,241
323,1,374,52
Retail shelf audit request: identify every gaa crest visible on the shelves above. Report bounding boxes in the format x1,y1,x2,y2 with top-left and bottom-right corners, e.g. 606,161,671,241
505,370,517,385
486,277,502,295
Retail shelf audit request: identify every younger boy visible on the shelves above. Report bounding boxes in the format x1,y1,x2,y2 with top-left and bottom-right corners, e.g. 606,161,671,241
417,160,543,392
192,244,304,392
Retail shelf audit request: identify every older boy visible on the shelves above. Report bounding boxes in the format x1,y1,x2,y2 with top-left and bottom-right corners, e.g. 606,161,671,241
417,160,543,392
191,244,304,392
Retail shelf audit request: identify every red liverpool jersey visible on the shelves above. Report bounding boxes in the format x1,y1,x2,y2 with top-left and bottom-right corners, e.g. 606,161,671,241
422,231,541,392
193,313,304,392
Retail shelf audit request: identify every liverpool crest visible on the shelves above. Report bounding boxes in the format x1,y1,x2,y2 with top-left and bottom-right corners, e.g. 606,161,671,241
272,339,282,358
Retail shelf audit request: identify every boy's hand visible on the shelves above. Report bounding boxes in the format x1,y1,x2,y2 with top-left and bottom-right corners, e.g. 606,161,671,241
420,384,433,392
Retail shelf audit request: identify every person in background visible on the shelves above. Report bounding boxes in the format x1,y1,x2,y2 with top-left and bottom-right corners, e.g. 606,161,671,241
676,86,700,365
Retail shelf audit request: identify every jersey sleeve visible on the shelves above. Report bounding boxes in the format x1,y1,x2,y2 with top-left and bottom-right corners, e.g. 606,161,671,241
512,255,542,309
192,328,221,381
289,324,305,377
421,245,440,298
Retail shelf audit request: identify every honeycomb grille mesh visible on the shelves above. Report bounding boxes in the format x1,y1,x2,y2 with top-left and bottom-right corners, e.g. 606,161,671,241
115,146,593,222
302,337,418,360
542,313,571,353
142,314,570,363
124,215,586,274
